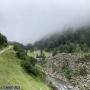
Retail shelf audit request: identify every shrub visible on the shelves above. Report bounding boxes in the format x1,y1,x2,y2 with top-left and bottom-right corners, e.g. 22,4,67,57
22,57,38,76
36,50,46,60
80,43,90,52
25,44,34,51
52,49,57,56
58,43,76,53
79,67,87,76
61,61,72,80
26,56,37,66
74,66,87,77
14,44,24,51
77,54,90,63
0,33,8,48
14,44,39,76
14,44,27,60
16,51,27,60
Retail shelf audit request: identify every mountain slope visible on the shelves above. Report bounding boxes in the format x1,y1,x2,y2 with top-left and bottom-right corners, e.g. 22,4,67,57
34,26,90,51
0,47,51,90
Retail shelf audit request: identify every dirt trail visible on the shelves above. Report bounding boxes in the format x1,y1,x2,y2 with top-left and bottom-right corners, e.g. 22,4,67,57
0,46,13,54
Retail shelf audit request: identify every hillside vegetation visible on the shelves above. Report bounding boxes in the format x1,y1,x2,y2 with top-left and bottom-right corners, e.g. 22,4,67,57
34,26,90,53
0,33,8,48
0,47,51,90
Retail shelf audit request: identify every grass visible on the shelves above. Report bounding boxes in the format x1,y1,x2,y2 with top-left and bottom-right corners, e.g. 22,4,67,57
28,50,52,58
0,48,51,90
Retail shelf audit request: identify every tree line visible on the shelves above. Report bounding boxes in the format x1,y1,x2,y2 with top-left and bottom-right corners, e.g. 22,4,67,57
34,26,90,53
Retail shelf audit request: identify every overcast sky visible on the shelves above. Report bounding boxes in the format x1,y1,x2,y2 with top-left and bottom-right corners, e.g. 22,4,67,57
0,0,90,44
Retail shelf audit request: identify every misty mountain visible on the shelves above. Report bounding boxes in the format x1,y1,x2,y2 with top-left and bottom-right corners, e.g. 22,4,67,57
34,26,90,52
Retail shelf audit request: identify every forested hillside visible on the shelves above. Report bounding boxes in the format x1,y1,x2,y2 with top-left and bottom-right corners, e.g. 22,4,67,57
34,26,90,53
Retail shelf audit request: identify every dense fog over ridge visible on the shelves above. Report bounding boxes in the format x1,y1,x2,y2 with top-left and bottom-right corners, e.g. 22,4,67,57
0,0,89,44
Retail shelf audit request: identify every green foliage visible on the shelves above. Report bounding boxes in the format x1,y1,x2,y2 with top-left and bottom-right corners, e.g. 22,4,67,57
14,44,40,76
34,26,90,53
26,56,37,66
22,57,38,76
28,50,52,58
14,44,25,51
58,43,81,53
40,50,46,59
10,42,25,49
80,43,89,52
79,66,87,76
0,33,8,48
52,49,57,56
77,54,90,63
35,50,46,65
61,61,72,80
14,44,27,60
74,44,81,52
25,44,34,51
74,66,87,77
61,60,87,79
36,50,46,59
16,51,27,60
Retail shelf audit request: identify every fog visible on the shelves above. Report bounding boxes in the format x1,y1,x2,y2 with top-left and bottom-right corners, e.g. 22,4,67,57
0,0,90,44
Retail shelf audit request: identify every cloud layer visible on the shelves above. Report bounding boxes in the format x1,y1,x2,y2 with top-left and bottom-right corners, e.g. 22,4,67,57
0,0,89,44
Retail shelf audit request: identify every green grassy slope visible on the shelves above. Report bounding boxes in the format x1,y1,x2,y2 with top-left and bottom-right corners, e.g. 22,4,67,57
0,48,51,90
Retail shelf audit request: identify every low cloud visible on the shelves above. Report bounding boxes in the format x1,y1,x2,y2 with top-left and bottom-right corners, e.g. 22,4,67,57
0,0,89,44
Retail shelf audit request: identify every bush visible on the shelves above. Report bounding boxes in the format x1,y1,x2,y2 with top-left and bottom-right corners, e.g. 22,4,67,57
14,44,24,51
77,54,90,63
25,44,34,51
80,43,89,52
14,44,39,76
58,43,82,53
26,56,37,66
61,61,72,80
79,67,87,76
52,49,57,56
14,44,27,60
37,50,46,60
22,57,38,76
0,33,8,48
74,66,87,77
16,51,27,60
